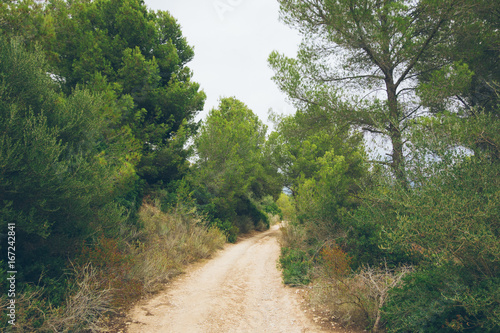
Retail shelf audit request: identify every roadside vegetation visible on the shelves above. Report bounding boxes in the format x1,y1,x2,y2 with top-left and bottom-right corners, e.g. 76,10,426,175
271,0,499,332
1,0,499,332
0,0,277,331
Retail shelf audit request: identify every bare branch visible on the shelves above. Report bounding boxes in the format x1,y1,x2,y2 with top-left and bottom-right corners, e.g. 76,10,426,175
362,127,385,135
318,74,385,82
401,105,421,122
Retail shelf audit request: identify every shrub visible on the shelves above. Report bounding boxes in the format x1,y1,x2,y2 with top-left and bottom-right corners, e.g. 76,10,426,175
235,215,255,234
310,263,411,331
211,218,239,243
279,247,312,285
320,245,352,279
383,264,500,332
279,221,307,249
236,197,270,230
0,285,48,332
345,203,420,270
0,264,113,333
44,264,113,332
268,213,281,226
260,195,282,218
276,193,296,222
76,235,135,308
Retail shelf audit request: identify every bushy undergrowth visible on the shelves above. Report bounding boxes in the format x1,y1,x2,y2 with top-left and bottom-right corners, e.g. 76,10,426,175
383,264,500,332
309,262,411,331
0,201,225,331
279,247,312,285
0,263,113,332
193,189,274,243
278,222,311,285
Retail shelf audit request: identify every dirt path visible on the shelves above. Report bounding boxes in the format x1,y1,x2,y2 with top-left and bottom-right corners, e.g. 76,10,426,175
125,225,340,333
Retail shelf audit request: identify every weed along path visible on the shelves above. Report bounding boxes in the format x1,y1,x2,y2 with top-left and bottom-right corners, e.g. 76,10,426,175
125,225,339,333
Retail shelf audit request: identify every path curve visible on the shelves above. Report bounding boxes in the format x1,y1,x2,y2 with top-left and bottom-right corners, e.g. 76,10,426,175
126,225,336,333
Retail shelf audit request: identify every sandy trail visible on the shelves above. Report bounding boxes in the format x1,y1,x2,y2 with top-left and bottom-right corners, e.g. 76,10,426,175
126,225,335,333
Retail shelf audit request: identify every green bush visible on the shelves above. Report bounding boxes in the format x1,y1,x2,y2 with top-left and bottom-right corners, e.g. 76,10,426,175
276,193,296,222
279,247,312,285
235,196,270,230
211,218,239,243
260,195,282,218
383,264,500,332
344,204,421,270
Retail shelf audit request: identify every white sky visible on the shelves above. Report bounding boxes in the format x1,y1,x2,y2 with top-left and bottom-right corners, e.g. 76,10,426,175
144,0,302,127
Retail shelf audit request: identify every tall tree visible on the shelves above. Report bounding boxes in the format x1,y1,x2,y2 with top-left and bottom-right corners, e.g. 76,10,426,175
1,0,206,186
192,98,279,224
269,0,470,185
267,105,364,194
0,37,135,282
268,105,366,238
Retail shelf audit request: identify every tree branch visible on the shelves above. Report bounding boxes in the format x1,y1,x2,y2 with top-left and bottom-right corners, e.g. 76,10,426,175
395,3,457,89
318,74,385,82
362,127,385,135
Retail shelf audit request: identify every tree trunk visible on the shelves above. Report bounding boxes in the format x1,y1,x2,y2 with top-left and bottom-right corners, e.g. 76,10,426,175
386,79,407,188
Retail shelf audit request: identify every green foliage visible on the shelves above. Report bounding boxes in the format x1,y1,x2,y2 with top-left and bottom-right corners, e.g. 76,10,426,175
260,195,282,218
210,218,239,243
279,247,312,285
191,97,278,235
417,62,474,111
383,111,500,277
383,264,500,332
269,106,367,247
235,197,270,230
0,35,132,330
416,0,500,113
345,208,412,270
1,0,206,187
268,107,364,192
0,38,134,241
0,1,250,331
138,121,195,186
270,1,500,331
0,0,49,47
295,149,366,238
276,193,296,221
270,0,473,183
349,109,500,330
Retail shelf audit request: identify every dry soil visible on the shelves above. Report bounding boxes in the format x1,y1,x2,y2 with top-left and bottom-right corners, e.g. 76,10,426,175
124,225,346,333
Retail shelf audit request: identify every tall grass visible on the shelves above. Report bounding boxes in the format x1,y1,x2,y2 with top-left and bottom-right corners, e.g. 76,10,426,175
129,202,226,293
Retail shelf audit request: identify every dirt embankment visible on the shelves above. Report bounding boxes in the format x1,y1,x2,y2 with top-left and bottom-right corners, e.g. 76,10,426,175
123,225,352,333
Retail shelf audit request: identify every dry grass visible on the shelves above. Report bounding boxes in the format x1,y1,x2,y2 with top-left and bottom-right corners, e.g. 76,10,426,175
309,264,412,331
0,264,113,333
279,221,307,249
268,214,281,226
0,287,46,333
129,202,226,293
44,264,113,332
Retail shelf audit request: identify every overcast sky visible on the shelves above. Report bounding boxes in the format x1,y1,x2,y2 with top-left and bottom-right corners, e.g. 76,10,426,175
144,0,302,127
